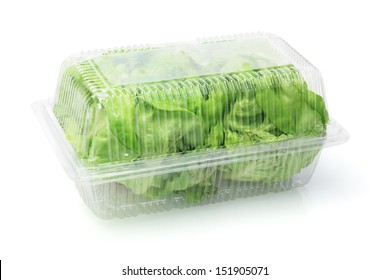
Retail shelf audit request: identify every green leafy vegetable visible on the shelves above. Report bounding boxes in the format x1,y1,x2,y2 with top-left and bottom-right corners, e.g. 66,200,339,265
54,46,328,202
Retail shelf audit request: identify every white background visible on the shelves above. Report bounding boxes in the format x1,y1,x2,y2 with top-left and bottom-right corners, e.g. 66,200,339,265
1,0,389,279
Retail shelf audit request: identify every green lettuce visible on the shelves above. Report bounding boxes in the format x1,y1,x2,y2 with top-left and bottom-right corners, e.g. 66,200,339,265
54,49,328,202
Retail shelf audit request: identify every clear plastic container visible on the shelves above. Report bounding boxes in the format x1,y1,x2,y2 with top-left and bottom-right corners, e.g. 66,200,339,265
33,32,348,218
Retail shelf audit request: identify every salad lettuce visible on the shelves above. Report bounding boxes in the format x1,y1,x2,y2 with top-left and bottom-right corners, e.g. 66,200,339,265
54,47,328,202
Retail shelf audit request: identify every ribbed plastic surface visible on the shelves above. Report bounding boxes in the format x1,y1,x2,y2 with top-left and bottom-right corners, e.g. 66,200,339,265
33,33,348,218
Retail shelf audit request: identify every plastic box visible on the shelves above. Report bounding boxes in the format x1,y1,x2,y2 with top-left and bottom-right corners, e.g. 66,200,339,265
33,33,348,218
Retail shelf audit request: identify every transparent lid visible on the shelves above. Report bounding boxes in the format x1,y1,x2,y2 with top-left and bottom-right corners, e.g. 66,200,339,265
92,37,291,86
53,33,333,170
